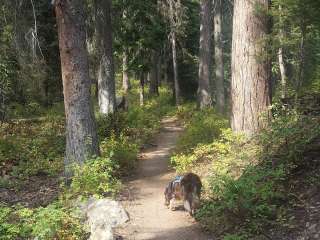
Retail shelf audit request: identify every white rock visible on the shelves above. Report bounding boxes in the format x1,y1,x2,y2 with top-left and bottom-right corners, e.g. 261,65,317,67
80,198,129,240
86,199,129,228
89,224,113,240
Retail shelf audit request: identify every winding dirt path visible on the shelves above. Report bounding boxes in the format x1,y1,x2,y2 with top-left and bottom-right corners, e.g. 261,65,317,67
116,117,211,240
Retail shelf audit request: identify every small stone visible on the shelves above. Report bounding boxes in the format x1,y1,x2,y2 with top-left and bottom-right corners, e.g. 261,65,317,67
308,223,317,232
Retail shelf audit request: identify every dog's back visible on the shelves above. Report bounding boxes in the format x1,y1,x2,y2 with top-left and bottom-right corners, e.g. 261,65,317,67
181,173,202,215
181,172,202,197
164,173,202,215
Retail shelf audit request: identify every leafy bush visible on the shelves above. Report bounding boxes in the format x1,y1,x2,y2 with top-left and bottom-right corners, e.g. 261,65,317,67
174,107,228,154
0,118,65,178
171,108,228,172
172,102,320,238
223,234,248,240
195,110,320,237
70,156,121,197
100,134,138,175
0,83,176,239
0,203,86,240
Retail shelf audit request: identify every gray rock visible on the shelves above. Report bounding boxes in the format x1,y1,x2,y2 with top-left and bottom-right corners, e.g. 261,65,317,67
80,197,129,240
86,198,129,228
89,224,113,240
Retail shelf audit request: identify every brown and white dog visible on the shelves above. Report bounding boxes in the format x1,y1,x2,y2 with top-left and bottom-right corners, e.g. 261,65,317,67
164,172,202,215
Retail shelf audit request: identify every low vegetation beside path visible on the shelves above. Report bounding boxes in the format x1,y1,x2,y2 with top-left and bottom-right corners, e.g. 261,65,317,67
0,85,175,240
171,99,320,239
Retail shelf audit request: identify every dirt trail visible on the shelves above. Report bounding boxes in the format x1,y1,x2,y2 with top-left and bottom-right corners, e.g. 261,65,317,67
116,117,211,240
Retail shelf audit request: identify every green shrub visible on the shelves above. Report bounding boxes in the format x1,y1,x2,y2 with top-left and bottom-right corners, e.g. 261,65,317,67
223,234,248,240
174,107,228,154
0,205,23,240
0,83,176,240
0,203,86,240
195,110,320,237
100,134,138,175
171,127,233,173
70,156,120,197
0,118,65,178
31,203,86,240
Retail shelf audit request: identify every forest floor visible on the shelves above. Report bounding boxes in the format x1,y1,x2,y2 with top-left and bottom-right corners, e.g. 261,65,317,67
115,116,212,240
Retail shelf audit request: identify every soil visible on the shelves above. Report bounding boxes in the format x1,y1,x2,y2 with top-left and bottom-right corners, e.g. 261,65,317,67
263,137,320,240
0,175,59,207
115,117,213,240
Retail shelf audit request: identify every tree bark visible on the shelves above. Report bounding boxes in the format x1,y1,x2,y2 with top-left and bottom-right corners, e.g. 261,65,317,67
157,53,161,87
278,4,287,101
0,79,7,121
122,51,130,110
278,47,287,100
214,0,225,113
55,0,100,178
139,72,145,106
122,51,130,93
95,0,116,114
171,31,180,105
163,51,169,85
198,0,213,109
169,0,181,105
296,24,306,103
231,0,271,135
149,51,160,96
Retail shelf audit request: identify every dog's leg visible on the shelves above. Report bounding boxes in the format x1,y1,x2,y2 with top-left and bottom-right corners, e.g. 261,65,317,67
169,198,175,211
183,199,191,213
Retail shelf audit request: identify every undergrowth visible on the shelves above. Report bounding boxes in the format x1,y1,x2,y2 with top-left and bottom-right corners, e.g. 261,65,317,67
0,84,175,239
172,105,320,239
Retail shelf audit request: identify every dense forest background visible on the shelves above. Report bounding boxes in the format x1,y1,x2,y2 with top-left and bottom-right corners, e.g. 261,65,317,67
0,0,320,239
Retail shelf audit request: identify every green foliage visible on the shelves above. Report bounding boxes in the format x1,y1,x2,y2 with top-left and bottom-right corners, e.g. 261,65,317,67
223,234,247,240
0,117,65,179
172,101,319,238
30,203,86,240
70,156,120,198
195,111,320,237
270,0,320,95
0,83,176,239
174,106,228,154
97,85,174,143
100,134,138,175
0,203,86,240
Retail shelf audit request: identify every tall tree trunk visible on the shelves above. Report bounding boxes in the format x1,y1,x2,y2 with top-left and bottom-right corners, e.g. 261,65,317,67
278,47,287,100
139,72,145,106
198,0,213,109
95,0,116,114
163,51,169,85
278,4,287,101
214,0,225,113
0,80,7,121
55,0,100,178
157,53,161,87
169,0,181,105
231,0,271,135
149,51,160,96
171,31,180,105
122,51,130,109
296,24,306,103
122,51,130,92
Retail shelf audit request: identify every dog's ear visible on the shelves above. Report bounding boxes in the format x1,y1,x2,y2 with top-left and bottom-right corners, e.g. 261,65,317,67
164,182,172,196
164,185,169,195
